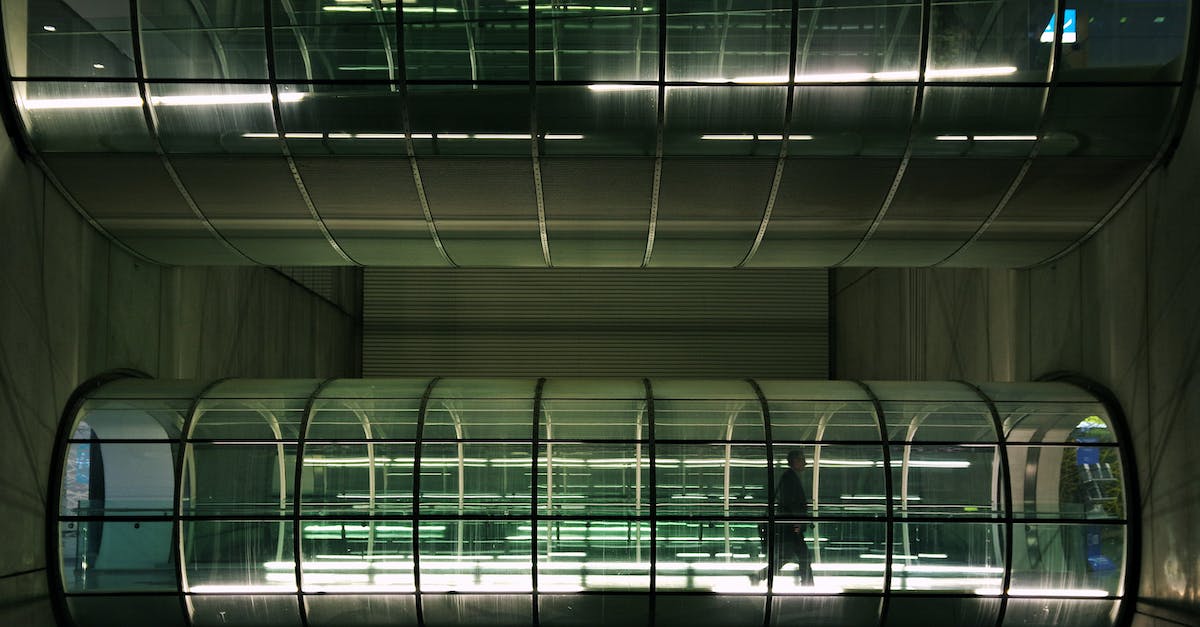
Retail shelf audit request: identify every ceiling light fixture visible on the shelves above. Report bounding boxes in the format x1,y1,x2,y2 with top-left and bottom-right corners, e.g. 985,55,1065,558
25,92,307,111
543,134,584,140
43,25,56,32
937,134,1037,141
473,133,532,140
23,96,143,110
974,134,1038,141
697,66,1021,86
701,133,813,141
586,83,657,92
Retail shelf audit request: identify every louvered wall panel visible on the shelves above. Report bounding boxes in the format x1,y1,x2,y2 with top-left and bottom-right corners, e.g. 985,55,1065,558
364,269,828,378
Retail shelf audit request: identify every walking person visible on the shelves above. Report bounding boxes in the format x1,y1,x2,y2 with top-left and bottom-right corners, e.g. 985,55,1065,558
750,450,813,586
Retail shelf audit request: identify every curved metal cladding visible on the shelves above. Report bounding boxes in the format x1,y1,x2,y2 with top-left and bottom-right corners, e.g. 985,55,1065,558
1,0,1195,268
52,378,1135,627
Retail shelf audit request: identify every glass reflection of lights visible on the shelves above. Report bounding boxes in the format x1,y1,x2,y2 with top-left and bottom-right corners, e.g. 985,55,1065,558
51,378,1133,627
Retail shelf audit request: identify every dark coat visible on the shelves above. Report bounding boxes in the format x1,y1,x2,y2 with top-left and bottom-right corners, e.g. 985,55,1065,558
776,468,809,517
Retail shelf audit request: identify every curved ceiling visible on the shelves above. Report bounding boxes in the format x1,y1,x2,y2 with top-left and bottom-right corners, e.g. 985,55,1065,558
1,0,1192,267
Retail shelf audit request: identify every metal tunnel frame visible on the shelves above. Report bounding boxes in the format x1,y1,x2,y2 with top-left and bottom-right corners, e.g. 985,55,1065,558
49,377,1137,627
2,0,1197,268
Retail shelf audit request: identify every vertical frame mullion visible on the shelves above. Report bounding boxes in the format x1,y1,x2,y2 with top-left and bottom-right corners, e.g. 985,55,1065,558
960,381,1014,627
532,378,546,625
748,379,774,627
643,378,657,627
412,377,440,627
175,378,230,627
853,381,893,627
293,379,336,627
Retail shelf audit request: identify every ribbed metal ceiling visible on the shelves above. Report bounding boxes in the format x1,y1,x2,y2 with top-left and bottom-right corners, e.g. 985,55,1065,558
362,268,829,377
1,0,1193,267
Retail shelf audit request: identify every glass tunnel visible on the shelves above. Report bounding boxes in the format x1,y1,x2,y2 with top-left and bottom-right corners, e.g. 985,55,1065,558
51,378,1135,627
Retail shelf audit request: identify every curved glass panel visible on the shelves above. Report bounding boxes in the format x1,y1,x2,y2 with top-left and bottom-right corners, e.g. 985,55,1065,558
6,0,1187,272
535,1,658,82
54,379,1133,626
140,0,268,80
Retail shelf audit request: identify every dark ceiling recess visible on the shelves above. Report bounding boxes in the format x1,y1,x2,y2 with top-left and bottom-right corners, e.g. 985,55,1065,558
2,0,1192,267
363,269,828,378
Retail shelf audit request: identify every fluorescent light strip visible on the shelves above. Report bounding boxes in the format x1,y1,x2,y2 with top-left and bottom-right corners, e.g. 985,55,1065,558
25,92,306,110
474,133,532,140
521,4,654,10
22,96,142,110
323,5,451,11
355,133,407,139
544,134,584,140
284,132,322,139
975,134,1038,141
587,83,657,92
701,133,812,141
936,134,1038,141
596,66,1018,91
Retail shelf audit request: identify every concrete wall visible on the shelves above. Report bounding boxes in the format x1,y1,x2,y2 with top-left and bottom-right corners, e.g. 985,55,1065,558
0,134,361,622
834,95,1200,626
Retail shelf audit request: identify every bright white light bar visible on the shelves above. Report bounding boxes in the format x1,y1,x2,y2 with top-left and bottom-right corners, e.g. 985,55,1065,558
151,92,305,106
544,134,585,140
189,584,296,594
974,135,1038,141
936,134,1037,142
928,65,1018,78
1009,588,1109,597
586,83,657,92
355,133,407,139
521,4,654,10
701,134,756,140
284,132,322,139
43,25,57,32
731,74,790,84
437,133,469,139
242,132,279,139
474,133,533,139
599,66,1018,91
25,91,306,111
22,96,142,110
757,134,814,141
793,72,875,82
328,132,353,139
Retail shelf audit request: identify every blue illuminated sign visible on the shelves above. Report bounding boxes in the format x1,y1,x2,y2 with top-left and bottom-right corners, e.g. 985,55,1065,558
1041,9,1078,43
